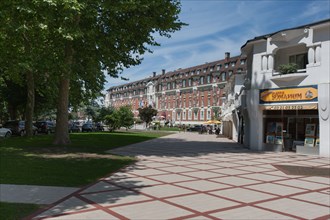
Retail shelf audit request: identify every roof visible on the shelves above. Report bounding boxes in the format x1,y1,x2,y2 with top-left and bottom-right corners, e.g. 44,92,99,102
241,18,330,50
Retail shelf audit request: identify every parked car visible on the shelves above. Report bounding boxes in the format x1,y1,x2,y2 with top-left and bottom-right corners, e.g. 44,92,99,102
82,123,95,132
3,120,38,136
187,125,202,132
95,122,104,131
68,123,81,133
35,121,56,134
0,127,12,138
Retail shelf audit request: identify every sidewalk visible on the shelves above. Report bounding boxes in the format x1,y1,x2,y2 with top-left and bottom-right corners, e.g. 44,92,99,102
25,133,330,219
0,184,79,205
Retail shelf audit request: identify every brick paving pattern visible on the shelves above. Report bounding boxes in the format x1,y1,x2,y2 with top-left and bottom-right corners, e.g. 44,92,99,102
29,133,330,219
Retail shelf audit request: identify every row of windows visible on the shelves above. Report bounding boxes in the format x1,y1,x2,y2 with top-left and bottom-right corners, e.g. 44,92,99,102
176,109,213,121
109,60,246,93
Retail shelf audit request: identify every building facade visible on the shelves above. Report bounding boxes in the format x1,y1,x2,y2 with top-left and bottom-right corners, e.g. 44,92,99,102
240,19,330,157
105,53,247,125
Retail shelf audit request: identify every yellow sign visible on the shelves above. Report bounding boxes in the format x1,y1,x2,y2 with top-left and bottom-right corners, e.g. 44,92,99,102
260,87,318,103
262,104,318,110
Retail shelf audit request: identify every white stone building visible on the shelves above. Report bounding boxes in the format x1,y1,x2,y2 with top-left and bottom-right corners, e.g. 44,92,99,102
241,19,330,157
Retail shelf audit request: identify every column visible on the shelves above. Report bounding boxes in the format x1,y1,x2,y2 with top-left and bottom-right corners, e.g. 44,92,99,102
267,55,274,71
308,47,315,64
315,45,321,63
262,56,267,70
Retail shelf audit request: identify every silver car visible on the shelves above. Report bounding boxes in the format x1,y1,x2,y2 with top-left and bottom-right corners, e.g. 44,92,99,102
0,127,12,138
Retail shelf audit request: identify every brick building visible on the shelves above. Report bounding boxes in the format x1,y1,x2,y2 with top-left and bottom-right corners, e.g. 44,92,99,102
105,53,247,125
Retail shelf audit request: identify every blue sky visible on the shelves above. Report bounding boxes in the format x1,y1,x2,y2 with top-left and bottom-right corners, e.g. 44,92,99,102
104,0,330,91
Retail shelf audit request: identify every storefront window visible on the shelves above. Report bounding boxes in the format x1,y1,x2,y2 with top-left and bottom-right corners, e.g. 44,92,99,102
263,110,319,150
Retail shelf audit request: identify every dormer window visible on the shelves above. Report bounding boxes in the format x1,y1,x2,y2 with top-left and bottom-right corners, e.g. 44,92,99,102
240,59,245,65
210,66,214,71
231,62,236,67
203,68,207,73
197,69,201,75
225,63,229,68
216,64,221,70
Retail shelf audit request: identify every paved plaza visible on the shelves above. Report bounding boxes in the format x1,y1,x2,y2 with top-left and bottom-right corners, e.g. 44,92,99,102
30,132,330,219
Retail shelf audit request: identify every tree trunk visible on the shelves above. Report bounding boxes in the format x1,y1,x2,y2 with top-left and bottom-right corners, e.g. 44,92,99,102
53,76,70,145
53,43,73,145
25,71,35,137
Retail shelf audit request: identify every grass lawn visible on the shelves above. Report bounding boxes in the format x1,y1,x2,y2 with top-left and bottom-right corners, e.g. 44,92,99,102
0,131,170,187
0,202,41,220
160,126,180,131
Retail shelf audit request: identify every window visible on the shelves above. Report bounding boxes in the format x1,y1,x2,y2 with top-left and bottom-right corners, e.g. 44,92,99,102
182,79,186,88
231,62,236,67
207,75,211,84
189,99,192,107
197,69,201,75
225,63,229,68
194,111,198,120
200,76,204,85
221,72,226,81
240,59,245,65
188,78,192,87
177,112,180,120
208,97,210,106
207,109,211,119
217,64,221,70
237,68,242,73
289,53,308,69
183,111,186,120
229,70,233,77
188,110,192,120
167,83,171,90
201,110,204,120
158,84,162,91
203,68,207,73
210,66,214,71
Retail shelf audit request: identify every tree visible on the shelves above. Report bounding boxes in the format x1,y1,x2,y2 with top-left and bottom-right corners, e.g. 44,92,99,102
118,105,134,130
104,112,120,132
1,0,185,144
138,106,158,128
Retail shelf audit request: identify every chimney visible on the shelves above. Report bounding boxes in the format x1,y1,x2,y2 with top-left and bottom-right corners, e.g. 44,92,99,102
162,69,166,75
225,52,230,60
153,72,156,77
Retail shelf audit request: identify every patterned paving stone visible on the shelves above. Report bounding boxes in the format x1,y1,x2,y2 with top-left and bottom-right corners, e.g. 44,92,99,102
275,179,329,190
30,133,330,220
137,184,194,198
46,210,118,220
147,173,196,183
291,192,330,206
211,176,260,186
246,183,306,196
81,189,151,207
210,206,293,219
210,188,275,203
35,197,95,219
111,200,192,219
80,181,120,194
175,180,231,192
183,170,226,179
256,198,330,219
167,193,239,212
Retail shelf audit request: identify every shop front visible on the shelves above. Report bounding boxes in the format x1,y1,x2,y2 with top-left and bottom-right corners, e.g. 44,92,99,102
260,86,320,155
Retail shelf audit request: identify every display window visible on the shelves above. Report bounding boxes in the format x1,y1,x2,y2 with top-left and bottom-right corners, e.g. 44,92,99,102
263,110,319,150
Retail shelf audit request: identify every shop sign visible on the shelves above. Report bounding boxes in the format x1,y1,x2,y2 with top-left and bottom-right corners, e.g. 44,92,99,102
262,103,318,110
260,86,318,104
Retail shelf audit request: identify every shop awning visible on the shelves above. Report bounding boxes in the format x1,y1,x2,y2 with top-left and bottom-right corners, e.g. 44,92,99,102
259,102,318,110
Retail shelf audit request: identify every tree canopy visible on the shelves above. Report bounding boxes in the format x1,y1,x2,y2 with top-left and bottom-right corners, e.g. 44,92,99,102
0,0,185,144
138,106,158,127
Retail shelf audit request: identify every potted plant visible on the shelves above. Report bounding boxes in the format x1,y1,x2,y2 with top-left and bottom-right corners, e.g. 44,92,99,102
278,63,298,74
